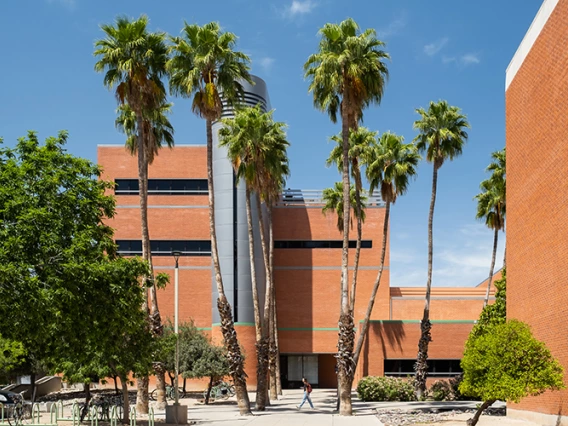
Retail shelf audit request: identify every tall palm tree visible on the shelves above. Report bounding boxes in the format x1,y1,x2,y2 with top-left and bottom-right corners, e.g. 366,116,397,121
328,127,376,312
167,22,253,415
304,20,389,414
352,132,420,368
94,15,168,413
413,100,470,397
115,101,174,409
322,182,367,233
218,105,289,410
475,148,506,307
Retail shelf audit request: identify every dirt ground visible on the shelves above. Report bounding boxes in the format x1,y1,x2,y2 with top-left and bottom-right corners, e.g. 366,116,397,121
413,412,541,426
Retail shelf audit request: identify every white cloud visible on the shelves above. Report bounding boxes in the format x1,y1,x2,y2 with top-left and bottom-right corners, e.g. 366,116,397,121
284,0,316,18
390,223,505,287
442,56,456,64
258,57,275,73
47,0,75,8
423,38,448,56
377,16,407,39
460,53,480,65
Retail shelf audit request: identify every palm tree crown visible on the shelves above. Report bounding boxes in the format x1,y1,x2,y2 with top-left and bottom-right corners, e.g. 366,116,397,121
322,182,367,233
116,102,174,164
167,22,253,120
304,18,389,124
94,15,168,113
413,100,470,169
218,105,290,197
327,127,377,175
366,132,421,204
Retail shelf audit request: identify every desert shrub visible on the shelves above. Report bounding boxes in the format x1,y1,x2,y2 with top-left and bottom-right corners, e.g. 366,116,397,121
357,376,417,402
428,380,452,401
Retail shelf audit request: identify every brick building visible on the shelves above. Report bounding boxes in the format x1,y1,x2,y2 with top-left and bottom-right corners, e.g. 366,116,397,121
98,76,493,390
506,0,568,423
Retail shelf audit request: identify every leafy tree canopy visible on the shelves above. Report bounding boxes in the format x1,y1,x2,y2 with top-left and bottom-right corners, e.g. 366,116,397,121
460,319,564,403
469,269,506,339
0,131,153,383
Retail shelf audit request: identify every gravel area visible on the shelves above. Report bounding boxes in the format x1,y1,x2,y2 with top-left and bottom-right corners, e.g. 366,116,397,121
375,407,505,426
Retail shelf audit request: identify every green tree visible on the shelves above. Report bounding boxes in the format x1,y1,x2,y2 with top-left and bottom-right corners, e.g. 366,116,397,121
218,105,289,409
0,132,154,416
304,18,389,415
168,21,253,415
470,269,506,339
94,15,169,412
327,127,375,312
475,148,506,307
413,100,470,396
0,337,26,384
460,320,564,426
353,132,420,368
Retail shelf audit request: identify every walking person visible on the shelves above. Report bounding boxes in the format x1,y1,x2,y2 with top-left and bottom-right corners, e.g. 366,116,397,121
297,377,314,410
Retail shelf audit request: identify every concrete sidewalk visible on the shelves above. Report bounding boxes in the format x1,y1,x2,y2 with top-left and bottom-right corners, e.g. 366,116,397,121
158,389,381,425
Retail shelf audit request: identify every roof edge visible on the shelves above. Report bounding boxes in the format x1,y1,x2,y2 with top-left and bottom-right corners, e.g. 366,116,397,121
506,0,560,90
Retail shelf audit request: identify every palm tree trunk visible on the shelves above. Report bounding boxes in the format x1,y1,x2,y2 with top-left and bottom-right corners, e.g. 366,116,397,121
255,196,272,410
135,116,152,414
120,374,130,425
353,201,390,368
268,206,282,396
206,118,251,415
484,227,499,307
267,207,279,400
245,187,266,406
415,162,439,398
245,188,262,343
349,168,363,313
467,400,496,426
337,101,354,416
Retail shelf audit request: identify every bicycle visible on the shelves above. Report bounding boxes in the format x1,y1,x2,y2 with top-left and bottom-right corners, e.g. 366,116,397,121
150,385,186,401
202,381,236,402
79,394,122,423
6,394,31,426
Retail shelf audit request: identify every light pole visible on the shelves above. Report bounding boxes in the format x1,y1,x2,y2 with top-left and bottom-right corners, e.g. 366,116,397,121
172,250,181,407
166,250,186,424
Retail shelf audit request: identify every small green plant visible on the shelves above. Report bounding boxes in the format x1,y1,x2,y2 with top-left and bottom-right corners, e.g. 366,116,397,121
357,376,416,402
428,380,452,401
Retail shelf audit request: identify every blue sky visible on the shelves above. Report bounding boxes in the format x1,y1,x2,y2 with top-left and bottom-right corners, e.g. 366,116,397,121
0,0,541,287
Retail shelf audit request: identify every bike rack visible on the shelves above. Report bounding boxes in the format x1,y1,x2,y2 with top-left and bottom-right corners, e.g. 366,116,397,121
129,406,136,426
0,402,5,424
148,407,154,426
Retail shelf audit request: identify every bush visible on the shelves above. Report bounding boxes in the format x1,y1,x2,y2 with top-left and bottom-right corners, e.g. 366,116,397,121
428,380,452,401
357,376,417,402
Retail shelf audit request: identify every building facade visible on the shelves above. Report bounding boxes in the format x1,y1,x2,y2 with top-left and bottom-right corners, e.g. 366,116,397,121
98,76,493,390
506,0,568,424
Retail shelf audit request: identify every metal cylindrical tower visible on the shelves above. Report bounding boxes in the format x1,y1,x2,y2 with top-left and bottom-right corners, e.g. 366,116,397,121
211,75,270,324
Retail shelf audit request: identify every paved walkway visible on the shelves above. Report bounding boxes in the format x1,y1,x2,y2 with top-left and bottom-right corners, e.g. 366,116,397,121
153,389,512,426
159,389,381,425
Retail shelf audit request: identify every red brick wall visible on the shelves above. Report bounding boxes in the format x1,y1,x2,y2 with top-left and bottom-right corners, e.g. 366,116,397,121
506,0,568,415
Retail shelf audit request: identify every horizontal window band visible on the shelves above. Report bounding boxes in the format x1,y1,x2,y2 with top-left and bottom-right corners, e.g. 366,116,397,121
117,205,208,209
275,240,373,249
278,327,339,331
115,178,208,195
211,322,256,327
153,266,211,270
391,297,494,301
274,266,388,270
364,320,476,324
116,240,211,257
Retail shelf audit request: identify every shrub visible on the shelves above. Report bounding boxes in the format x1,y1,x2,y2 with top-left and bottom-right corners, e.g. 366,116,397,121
357,376,417,402
428,380,452,401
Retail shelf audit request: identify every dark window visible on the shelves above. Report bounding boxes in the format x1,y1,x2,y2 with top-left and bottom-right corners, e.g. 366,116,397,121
116,240,211,256
384,359,463,377
115,179,208,195
274,240,372,249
